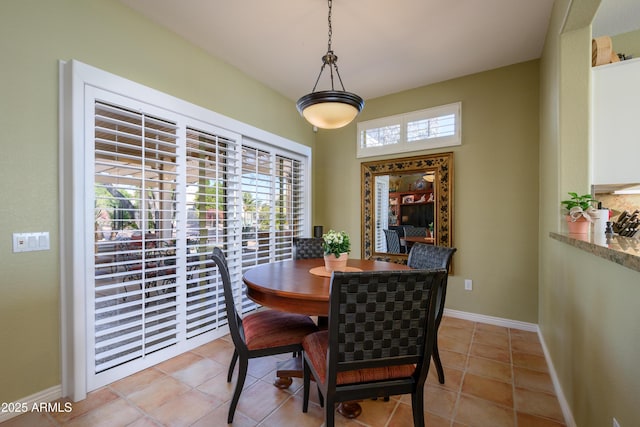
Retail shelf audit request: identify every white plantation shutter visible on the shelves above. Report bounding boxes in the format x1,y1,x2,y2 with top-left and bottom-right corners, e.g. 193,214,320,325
62,60,311,398
93,102,180,373
184,127,242,338
239,144,306,313
274,154,304,260
374,175,390,252
90,102,307,385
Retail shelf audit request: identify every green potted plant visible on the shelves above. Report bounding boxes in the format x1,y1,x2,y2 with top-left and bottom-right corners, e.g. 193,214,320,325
322,229,351,271
561,192,598,233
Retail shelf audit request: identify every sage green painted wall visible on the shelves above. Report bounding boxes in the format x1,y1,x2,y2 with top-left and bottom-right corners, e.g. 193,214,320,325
315,60,540,324
613,29,640,58
0,0,313,404
539,1,640,426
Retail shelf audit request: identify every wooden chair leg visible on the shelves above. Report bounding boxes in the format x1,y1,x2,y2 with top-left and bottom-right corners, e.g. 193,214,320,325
411,389,425,427
227,350,238,382
325,396,335,427
433,342,445,384
228,357,247,424
302,361,310,413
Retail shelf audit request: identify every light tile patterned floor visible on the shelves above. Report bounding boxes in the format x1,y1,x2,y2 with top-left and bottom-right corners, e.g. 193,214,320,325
1,317,566,426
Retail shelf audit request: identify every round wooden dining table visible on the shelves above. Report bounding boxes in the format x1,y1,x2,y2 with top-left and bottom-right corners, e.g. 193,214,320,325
242,258,411,316
242,257,411,419
403,236,435,244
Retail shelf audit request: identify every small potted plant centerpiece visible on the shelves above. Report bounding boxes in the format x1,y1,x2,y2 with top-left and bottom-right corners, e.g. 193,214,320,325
322,229,351,272
561,192,598,233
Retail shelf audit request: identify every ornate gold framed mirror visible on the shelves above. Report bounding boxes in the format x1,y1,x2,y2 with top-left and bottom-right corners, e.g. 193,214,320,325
361,152,454,263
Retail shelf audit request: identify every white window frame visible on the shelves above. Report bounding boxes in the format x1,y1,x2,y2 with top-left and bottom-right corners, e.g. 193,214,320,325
356,102,461,158
59,59,311,401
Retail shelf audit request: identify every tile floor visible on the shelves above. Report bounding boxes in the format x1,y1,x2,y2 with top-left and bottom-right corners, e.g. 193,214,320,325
1,317,566,427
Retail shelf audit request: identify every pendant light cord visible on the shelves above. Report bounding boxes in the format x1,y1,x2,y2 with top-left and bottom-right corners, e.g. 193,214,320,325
310,0,347,93
327,0,333,53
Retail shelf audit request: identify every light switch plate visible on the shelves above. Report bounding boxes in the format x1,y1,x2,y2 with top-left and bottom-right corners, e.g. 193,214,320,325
13,232,50,253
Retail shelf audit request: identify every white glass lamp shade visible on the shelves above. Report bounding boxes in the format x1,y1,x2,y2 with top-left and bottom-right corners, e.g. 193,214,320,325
297,90,364,129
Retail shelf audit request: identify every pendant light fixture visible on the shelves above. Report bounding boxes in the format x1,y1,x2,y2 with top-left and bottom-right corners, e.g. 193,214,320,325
296,0,364,129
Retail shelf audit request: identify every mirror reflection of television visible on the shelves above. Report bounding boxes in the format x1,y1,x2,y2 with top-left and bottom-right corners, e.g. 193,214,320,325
400,203,434,227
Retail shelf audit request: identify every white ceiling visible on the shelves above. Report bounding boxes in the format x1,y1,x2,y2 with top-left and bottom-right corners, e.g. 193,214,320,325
119,0,635,103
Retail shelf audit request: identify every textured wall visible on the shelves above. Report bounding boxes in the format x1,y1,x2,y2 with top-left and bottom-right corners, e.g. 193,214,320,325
0,0,313,404
315,60,540,323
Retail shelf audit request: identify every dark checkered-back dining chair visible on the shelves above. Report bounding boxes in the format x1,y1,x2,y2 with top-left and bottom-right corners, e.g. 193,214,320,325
407,243,457,384
293,237,325,259
210,247,319,423
383,229,403,253
301,269,447,427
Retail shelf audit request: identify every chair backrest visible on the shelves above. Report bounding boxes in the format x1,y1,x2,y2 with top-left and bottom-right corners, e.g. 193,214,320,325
404,226,428,237
383,229,402,253
388,225,408,238
407,244,457,330
293,237,325,259
210,247,247,351
326,269,447,388
407,243,457,271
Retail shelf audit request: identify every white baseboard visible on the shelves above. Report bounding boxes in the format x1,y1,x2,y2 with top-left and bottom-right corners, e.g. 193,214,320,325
444,308,575,426
0,385,62,423
537,330,577,427
444,308,538,331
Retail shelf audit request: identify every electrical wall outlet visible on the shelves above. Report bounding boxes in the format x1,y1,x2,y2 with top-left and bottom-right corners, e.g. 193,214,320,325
613,417,621,427
464,279,473,291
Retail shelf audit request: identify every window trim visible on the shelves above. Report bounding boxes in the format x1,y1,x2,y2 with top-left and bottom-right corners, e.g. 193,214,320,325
356,102,461,158
59,59,311,401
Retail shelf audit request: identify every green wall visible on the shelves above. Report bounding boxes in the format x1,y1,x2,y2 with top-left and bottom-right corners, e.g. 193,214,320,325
3,1,639,425
613,28,640,59
315,61,540,324
0,0,313,404
539,1,640,426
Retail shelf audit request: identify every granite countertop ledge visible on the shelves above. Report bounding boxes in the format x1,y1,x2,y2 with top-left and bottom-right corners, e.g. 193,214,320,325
550,232,640,273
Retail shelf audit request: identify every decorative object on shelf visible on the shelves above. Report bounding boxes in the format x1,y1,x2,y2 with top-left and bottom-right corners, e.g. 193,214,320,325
561,192,599,233
322,229,351,271
402,195,414,204
423,172,435,183
414,178,426,190
296,0,364,129
592,35,620,67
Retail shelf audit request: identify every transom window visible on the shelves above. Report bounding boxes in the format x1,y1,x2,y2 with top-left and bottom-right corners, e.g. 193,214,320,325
357,102,461,158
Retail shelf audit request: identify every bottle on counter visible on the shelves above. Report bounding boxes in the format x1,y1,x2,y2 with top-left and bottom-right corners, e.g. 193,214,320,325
593,202,610,235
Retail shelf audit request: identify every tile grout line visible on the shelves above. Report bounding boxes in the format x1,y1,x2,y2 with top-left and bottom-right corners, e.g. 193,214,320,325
508,327,518,427
448,320,477,426
382,398,402,427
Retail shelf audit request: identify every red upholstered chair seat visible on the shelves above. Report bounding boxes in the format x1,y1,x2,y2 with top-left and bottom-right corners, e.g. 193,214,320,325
243,310,319,350
303,331,416,386
210,247,319,424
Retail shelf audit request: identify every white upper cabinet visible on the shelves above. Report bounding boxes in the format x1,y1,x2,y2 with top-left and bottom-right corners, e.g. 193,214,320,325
591,57,640,185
